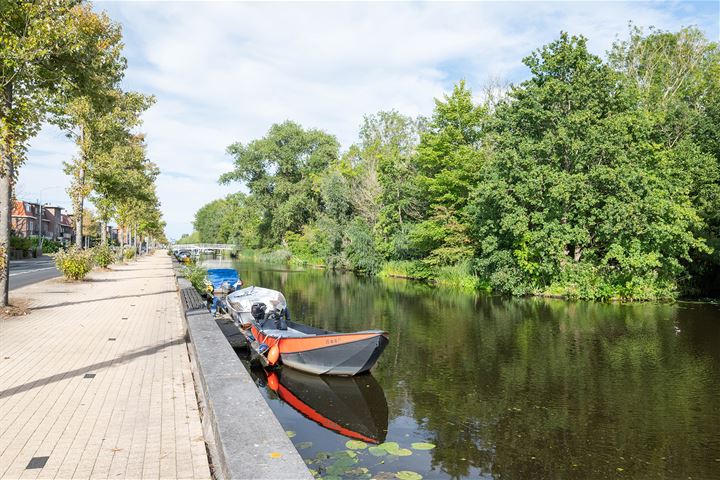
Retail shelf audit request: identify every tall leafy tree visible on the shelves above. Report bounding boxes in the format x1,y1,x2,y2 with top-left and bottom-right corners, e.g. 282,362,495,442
351,111,422,259
219,121,339,245
609,26,720,295
413,81,487,265
59,90,153,247
0,1,124,304
470,33,716,298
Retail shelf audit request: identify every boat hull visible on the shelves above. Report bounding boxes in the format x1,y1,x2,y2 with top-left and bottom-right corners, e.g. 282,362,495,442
245,322,388,376
281,333,389,376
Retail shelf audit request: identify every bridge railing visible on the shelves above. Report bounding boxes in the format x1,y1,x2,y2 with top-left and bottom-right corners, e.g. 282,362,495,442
171,243,236,251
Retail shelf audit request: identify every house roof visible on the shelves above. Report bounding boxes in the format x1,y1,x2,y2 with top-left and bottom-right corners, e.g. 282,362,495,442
12,201,36,219
60,214,73,227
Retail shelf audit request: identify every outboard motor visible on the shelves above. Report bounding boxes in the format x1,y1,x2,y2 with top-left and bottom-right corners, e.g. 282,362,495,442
251,302,267,322
264,309,288,330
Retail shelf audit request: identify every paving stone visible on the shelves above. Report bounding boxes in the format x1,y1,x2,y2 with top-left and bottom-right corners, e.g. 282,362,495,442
0,254,210,479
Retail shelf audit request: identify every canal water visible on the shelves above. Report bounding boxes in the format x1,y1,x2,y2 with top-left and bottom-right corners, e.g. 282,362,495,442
202,258,720,479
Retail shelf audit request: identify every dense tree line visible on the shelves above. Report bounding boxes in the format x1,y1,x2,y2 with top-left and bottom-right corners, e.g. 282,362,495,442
1,1,166,305
189,27,719,300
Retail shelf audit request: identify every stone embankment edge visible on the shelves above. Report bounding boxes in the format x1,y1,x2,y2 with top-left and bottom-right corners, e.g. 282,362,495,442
171,259,312,480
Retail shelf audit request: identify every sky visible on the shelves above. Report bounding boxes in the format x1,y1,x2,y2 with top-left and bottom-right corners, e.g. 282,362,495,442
17,1,719,240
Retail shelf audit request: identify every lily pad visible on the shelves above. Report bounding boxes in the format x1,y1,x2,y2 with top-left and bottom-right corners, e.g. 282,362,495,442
346,440,369,450
315,451,332,460
332,455,358,469
378,442,399,452
411,442,436,451
345,467,370,476
286,431,296,438
373,472,396,480
396,471,423,480
368,446,387,456
395,448,413,457
296,441,313,450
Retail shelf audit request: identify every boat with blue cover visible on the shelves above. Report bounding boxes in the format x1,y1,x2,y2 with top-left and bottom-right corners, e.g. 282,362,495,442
203,268,243,315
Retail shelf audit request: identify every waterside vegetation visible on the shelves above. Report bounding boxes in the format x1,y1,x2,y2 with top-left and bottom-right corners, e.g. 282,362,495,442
187,27,719,301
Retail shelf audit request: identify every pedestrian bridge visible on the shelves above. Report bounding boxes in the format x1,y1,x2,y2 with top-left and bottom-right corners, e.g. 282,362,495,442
171,243,236,253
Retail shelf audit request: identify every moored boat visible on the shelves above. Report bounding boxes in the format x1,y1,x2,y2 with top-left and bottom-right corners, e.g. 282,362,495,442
203,268,243,315
226,286,388,376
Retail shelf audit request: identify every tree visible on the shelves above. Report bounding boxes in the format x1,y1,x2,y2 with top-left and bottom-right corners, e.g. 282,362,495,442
60,90,154,247
413,81,487,265
609,26,720,296
350,111,422,259
469,33,717,299
0,1,124,304
219,121,339,245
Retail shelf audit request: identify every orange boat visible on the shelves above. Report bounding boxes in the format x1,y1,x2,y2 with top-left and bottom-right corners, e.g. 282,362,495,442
226,287,388,376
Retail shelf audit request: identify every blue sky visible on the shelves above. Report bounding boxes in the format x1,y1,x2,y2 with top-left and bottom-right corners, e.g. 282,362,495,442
18,1,719,240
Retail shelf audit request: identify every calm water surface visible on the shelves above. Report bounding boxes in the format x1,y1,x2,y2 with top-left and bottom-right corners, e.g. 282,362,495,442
203,258,720,479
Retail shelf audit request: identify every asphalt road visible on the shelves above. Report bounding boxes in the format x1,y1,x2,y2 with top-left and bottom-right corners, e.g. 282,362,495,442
9,256,61,290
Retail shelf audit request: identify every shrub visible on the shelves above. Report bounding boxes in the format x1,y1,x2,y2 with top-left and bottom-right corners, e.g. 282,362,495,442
180,263,207,292
94,244,114,268
379,260,433,281
123,248,136,261
10,235,32,251
40,240,63,254
54,246,94,281
259,249,292,264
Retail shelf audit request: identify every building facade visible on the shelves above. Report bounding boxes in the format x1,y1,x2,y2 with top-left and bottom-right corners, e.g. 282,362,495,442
11,200,75,245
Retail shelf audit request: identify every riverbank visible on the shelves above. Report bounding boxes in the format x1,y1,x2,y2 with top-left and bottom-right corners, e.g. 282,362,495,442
0,253,210,479
230,248,705,301
233,249,487,293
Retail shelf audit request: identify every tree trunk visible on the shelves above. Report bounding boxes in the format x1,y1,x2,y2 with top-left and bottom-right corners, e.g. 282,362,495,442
0,83,13,307
74,165,84,248
101,220,107,245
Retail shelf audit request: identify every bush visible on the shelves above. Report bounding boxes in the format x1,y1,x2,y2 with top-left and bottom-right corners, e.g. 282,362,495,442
259,249,292,264
94,244,114,268
54,246,94,280
379,260,433,281
435,261,489,292
123,248,136,261
40,240,63,254
10,235,32,251
180,263,207,292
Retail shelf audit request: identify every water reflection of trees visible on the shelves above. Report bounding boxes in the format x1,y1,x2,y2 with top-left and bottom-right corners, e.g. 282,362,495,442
234,262,720,479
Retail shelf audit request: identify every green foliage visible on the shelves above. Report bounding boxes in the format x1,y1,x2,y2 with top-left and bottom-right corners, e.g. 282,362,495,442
180,263,207,292
469,31,718,299
379,260,433,281
123,248,135,261
201,27,719,301
54,246,94,281
220,121,339,245
40,240,63,254
176,231,201,245
9,236,32,251
346,218,383,275
94,244,114,268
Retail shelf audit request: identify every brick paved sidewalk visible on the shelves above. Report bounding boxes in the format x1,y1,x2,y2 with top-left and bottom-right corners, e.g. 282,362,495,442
0,253,211,479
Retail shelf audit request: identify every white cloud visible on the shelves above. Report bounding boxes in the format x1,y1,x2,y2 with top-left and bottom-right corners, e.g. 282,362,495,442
20,0,719,239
